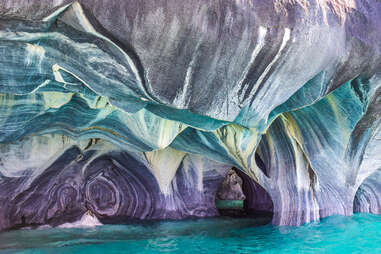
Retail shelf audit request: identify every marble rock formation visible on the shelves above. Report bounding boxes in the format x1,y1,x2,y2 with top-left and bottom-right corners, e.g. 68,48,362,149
216,169,245,201
0,0,381,230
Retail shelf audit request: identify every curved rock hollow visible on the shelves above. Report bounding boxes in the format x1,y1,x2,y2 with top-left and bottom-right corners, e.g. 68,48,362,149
215,168,246,214
0,0,381,230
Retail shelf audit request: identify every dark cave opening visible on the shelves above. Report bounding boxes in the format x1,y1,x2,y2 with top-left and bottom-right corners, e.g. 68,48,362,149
215,168,246,217
215,164,274,221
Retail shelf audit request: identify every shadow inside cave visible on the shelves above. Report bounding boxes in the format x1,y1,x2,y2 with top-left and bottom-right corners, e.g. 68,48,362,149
215,162,274,223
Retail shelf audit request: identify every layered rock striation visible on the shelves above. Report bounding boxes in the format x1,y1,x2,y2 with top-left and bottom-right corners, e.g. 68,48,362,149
0,0,381,230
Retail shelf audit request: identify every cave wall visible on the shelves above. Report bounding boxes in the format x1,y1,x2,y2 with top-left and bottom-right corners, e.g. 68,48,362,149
0,0,381,229
0,135,230,230
354,170,381,214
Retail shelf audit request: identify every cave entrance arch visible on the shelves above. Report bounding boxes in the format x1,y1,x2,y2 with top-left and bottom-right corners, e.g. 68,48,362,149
353,170,381,214
215,164,273,220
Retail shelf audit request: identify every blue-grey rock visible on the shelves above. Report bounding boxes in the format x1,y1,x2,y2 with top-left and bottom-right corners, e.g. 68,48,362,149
0,0,381,230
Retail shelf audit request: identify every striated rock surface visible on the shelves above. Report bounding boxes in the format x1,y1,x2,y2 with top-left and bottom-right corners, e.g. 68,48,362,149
354,170,381,214
216,169,245,201
0,0,381,230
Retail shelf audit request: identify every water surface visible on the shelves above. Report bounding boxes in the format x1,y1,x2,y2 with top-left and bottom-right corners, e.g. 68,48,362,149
0,213,380,253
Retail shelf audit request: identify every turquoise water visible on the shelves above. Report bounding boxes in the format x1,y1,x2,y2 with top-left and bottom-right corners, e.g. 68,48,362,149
0,214,380,254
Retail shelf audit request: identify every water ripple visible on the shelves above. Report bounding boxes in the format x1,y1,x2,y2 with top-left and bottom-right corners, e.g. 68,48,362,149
0,214,380,254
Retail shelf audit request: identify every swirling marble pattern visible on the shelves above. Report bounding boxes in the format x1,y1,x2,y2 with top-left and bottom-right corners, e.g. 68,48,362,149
0,135,230,230
0,0,381,229
354,170,381,214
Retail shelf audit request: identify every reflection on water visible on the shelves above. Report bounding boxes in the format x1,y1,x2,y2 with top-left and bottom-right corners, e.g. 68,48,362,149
0,214,380,254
